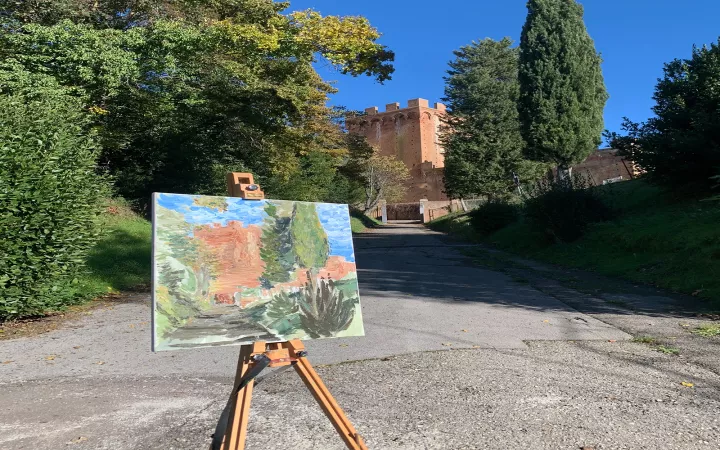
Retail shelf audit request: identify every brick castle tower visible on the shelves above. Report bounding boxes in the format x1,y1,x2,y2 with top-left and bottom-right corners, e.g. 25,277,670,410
346,98,448,202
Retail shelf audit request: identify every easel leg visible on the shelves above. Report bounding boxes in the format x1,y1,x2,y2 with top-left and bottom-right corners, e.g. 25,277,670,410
286,340,368,450
223,342,264,450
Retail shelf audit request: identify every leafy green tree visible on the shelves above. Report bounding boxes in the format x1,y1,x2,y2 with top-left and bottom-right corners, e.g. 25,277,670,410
361,152,411,212
605,40,720,195
323,132,375,206
290,203,329,270
518,0,608,175
271,152,339,202
1,0,395,208
259,202,295,287
442,37,543,199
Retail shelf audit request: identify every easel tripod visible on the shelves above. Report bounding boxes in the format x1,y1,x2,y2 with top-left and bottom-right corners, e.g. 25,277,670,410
211,173,367,450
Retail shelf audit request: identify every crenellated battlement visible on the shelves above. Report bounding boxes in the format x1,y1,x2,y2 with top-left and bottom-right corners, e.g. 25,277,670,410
363,98,446,115
347,96,448,203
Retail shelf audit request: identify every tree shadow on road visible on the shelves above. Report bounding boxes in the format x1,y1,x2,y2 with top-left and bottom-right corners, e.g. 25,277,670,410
353,225,712,320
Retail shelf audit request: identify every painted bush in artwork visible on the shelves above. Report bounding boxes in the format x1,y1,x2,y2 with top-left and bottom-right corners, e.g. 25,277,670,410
152,194,363,351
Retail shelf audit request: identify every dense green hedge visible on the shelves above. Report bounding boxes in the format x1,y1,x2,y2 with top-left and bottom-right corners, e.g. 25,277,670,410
524,175,614,243
468,201,520,236
0,90,108,319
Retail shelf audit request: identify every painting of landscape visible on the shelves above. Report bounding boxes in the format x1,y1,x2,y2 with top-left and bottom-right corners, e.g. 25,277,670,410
151,193,363,351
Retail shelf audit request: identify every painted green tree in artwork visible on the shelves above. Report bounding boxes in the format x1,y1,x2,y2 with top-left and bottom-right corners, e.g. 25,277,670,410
155,207,218,327
161,229,217,300
290,203,329,270
265,291,301,335
298,274,356,339
156,262,200,333
259,202,296,287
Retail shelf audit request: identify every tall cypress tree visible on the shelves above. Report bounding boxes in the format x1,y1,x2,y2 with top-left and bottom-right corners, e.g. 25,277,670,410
518,0,608,174
443,38,543,199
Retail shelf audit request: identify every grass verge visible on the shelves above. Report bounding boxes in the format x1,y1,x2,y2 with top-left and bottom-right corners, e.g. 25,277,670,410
427,212,480,242
428,180,720,308
1,200,152,336
74,200,152,298
350,209,381,233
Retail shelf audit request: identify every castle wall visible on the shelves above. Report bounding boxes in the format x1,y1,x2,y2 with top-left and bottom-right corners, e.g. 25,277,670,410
571,149,638,185
348,98,637,206
347,98,448,202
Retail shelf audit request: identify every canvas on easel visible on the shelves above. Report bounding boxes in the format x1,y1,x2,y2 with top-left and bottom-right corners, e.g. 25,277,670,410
152,173,367,450
151,193,364,351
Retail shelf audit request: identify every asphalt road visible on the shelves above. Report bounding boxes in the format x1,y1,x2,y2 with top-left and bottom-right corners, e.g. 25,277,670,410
1,223,718,449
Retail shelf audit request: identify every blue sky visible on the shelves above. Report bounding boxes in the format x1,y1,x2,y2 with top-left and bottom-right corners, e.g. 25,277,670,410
155,194,355,262
288,0,720,138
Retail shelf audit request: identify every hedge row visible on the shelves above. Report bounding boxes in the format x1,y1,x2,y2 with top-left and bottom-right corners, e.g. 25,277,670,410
0,85,108,319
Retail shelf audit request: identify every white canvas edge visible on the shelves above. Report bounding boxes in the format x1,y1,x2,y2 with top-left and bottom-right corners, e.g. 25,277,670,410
150,192,158,352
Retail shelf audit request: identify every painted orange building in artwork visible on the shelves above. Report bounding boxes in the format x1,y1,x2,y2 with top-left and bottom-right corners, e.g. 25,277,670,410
193,221,357,308
193,221,265,291
346,98,448,202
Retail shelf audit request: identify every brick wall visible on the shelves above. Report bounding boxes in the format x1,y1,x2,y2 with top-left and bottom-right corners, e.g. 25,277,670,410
572,149,637,185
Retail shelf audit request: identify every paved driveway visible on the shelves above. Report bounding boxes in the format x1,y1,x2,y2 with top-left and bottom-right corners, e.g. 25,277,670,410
1,223,718,450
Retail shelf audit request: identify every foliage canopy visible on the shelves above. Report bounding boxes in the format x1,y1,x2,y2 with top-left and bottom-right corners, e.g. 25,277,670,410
1,0,395,208
606,40,720,196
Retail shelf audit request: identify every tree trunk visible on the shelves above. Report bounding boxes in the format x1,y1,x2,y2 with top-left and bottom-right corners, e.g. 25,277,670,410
557,165,572,180
363,189,383,214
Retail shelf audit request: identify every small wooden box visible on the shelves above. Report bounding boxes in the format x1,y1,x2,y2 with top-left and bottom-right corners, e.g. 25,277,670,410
226,172,265,200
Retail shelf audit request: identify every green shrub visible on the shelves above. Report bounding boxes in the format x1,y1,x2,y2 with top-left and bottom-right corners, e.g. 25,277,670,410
468,201,520,236
524,174,614,243
0,91,108,319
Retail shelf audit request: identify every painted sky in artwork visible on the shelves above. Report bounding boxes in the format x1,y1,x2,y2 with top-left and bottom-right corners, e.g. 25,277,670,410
155,194,355,263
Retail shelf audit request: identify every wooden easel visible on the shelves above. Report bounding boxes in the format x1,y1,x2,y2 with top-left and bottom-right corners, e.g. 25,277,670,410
212,173,367,450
